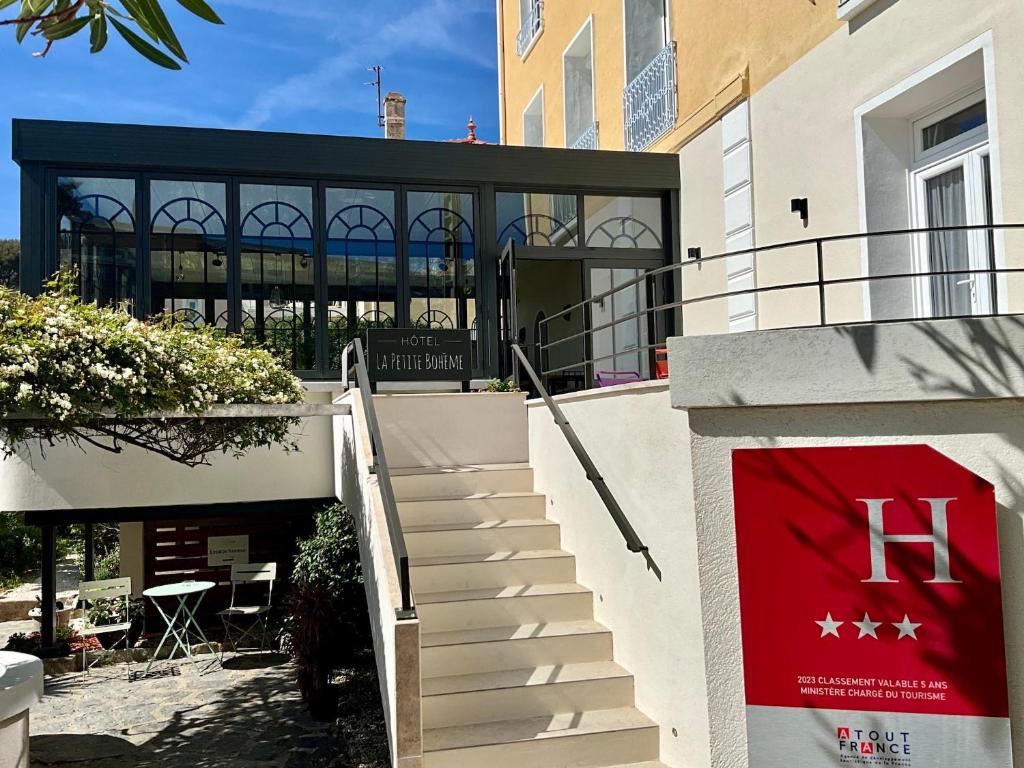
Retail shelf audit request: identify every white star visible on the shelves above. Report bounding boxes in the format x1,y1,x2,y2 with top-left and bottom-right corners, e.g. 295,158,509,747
815,612,844,638
853,612,882,639
893,614,922,640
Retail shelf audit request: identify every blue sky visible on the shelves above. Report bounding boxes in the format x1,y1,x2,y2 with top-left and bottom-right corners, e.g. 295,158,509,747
0,0,500,237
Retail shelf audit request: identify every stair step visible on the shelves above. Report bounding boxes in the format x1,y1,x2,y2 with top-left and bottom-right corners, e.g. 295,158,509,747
405,518,561,558
421,619,614,677
410,549,576,592
398,492,547,526
422,661,634,728
391,464,534,500
416,583,594,633
423,707,660,768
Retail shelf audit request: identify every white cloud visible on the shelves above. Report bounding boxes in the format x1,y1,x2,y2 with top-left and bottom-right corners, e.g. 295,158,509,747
234,0,495,130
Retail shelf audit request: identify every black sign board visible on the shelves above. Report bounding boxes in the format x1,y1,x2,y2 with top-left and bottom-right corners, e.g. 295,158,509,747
367,328,472,382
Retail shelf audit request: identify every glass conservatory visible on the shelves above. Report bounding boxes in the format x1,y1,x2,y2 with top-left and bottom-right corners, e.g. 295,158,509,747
14,119,680,379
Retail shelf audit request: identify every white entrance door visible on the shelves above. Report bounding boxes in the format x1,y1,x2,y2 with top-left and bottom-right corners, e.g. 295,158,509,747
911,93,993,318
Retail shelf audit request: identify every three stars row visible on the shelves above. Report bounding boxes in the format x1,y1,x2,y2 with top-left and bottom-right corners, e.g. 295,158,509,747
815,612,922,640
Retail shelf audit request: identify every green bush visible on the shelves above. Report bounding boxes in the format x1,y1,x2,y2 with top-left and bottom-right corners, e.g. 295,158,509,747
0,512,40,590
287,504,369,719
291,504,368,645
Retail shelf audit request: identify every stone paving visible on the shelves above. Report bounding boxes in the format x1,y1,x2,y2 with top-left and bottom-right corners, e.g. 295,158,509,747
29,653,334,768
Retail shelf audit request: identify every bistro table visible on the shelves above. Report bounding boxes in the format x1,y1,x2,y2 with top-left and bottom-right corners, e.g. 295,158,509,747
141,580,219,677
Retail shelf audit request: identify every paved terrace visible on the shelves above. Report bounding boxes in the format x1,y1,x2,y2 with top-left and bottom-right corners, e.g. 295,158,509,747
28,653,388,768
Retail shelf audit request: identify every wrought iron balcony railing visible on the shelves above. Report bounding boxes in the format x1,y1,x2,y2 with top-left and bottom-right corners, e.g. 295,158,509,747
516,0,543,57
569,121,599,151
623,42,678,152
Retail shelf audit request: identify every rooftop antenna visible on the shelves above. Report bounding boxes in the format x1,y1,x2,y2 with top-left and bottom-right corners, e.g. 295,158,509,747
366,65,385,133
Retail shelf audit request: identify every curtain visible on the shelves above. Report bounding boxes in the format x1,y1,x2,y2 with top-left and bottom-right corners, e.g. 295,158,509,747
925,167,970,317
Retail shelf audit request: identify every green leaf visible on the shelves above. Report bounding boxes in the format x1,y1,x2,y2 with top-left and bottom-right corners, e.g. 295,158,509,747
176,0,221,24
15,19,33,43
135,0,186,61
119,0,157,41
0,0,20,10
25,0,54,15
109,15,181,69
89,12,107,52
41,14,89,39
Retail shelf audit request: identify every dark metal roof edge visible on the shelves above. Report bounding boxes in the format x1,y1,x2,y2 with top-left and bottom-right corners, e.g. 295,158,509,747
11,118,680,190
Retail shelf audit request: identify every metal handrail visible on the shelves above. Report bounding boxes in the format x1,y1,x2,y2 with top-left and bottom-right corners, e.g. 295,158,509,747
510,343,648,555
537,222,1024,380
350,338,415,619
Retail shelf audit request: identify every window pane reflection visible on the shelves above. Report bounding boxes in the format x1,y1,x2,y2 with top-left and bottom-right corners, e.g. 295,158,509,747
584,195,663,249
240,184,316,370
150,180,228,330
407,191,477,332
496,191,578,246
58,176,137,311
326,188,397,371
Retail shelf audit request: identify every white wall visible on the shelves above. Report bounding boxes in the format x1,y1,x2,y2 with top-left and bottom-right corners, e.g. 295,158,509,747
528,382,712,768
375,392,529,469
678,0,1024,331
337,390,421,768
0,390,338,513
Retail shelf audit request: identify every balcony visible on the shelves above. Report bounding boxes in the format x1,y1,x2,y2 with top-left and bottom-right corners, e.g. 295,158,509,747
569,122,599,151
516,0,543,58
623,42,678,152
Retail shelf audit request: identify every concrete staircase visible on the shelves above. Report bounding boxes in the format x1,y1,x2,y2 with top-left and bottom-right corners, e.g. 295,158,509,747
392,463,666,768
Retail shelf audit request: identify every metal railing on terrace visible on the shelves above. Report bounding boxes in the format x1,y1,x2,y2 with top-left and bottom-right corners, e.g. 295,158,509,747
569,121,599,151
517,0,543,57
623,42,678,152
529,223,1024,392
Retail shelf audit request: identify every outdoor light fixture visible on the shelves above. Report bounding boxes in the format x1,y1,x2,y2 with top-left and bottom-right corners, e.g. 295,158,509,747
791,197,809,225
687,247,702,260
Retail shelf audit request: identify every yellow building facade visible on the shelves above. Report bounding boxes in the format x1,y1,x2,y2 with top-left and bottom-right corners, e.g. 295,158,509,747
497,0,840,153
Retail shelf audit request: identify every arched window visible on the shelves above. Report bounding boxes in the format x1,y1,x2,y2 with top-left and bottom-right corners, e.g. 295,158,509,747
583,195,664,249
150,181,228,329
326,189,397,371
240,185,315,370
407,191,476,335
58,177,137,310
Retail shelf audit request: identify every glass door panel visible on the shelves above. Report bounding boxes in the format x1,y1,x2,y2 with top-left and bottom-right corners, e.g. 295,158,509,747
588,265,650,383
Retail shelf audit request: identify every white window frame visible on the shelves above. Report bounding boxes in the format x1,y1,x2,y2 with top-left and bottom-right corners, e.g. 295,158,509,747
620,0,670,87
910,137,992,318
517,0,543,60
912,87,988,167
562,16,596,149
522,85,545,147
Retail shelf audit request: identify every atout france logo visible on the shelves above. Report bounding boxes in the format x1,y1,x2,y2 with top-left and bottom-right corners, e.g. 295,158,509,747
837,726,911,757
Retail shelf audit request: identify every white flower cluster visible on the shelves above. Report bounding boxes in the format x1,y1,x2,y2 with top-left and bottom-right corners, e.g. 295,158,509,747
0,274,304,435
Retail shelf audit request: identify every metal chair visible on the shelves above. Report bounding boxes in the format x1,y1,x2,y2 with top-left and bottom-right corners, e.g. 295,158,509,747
218,562,277,654
78,577,134,676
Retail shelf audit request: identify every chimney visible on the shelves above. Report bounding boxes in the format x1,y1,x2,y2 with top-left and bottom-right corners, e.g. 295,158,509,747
384,91,406,139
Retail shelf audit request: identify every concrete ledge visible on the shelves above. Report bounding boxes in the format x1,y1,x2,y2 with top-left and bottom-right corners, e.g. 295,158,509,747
526,379,669,408
669,315,1024,409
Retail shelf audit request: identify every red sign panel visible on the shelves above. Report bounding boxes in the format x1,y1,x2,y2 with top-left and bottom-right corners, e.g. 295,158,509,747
733,445,1011,767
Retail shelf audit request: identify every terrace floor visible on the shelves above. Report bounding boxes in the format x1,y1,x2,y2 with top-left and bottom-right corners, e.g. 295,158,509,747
28,652,387,768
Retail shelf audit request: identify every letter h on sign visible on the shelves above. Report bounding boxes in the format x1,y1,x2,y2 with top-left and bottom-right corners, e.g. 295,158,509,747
859,498,962,584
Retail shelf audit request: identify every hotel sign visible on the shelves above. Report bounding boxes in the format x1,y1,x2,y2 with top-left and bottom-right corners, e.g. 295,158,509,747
367,328,472,382
732,445,1011,768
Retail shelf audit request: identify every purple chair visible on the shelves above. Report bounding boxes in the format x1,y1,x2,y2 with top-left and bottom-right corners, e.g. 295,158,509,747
595,370,643,387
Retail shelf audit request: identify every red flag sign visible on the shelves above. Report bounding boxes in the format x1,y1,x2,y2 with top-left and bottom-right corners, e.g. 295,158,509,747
733,445,1011,767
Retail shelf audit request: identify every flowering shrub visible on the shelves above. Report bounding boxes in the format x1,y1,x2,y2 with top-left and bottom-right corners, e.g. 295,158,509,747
0,272,306,465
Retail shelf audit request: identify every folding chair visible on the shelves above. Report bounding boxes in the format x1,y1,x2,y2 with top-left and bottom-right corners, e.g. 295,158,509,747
78,577,134,677
218,562,277,654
